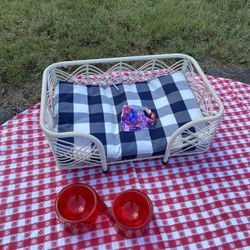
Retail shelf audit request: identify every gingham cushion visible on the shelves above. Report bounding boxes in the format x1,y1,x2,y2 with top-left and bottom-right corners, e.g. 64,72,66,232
54,71,203,161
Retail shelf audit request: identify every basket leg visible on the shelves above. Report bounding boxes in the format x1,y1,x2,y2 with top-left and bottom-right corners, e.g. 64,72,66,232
99,154,109,173
102,167,109,174
94,139,109,173
162,159,169,165
163,148,170,164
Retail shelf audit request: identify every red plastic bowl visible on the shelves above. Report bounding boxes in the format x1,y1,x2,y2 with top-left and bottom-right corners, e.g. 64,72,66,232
55,183,104,233
111,189,153,238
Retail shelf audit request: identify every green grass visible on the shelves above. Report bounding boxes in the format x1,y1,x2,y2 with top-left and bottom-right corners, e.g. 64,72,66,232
0,0,249,89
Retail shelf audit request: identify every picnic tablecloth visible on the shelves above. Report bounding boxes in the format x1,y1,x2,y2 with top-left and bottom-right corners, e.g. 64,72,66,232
0,76,250,250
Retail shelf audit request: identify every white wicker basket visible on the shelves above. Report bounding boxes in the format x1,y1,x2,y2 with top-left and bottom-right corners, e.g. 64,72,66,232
40,53,224,172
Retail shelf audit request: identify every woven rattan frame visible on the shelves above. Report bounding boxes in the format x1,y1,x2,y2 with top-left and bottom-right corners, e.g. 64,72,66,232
40,54,224,172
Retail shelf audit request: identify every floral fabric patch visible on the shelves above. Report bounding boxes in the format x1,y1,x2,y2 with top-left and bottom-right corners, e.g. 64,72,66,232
121,105,156,132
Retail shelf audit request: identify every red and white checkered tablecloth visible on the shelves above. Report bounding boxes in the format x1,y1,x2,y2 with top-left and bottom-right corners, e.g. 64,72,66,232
0,76,250,250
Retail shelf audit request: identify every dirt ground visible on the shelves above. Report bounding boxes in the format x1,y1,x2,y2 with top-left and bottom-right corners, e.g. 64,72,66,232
0,66,249,125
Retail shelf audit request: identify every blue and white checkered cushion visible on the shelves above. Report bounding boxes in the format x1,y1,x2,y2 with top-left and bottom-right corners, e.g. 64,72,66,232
54,71,204,161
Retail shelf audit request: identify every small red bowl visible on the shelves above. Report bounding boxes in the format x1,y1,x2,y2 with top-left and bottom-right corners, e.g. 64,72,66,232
55,183,105,233
111,189,153,238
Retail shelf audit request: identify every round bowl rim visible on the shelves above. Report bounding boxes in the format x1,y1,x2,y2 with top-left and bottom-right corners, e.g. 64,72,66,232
111,189,153,229
55,183,98,224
